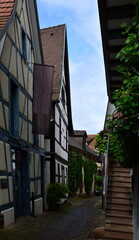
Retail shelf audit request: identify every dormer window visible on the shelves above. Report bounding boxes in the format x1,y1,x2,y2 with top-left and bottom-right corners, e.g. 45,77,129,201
22,28,27,60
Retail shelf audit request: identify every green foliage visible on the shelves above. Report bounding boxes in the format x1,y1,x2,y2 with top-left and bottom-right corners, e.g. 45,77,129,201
95,175,103,187
84,160,97,195
47,182,70,209
95,130,108,154
68,152,83,193
68,152,97,195
95,175,102,193
106,2,139,167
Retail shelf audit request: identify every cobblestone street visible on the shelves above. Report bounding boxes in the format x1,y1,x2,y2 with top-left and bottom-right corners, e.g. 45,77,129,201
0,196,104,240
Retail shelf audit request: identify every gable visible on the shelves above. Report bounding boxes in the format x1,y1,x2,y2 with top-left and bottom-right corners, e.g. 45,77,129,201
40,24,65,101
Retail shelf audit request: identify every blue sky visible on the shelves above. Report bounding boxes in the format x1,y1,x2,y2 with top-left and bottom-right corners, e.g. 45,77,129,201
36,0,108,134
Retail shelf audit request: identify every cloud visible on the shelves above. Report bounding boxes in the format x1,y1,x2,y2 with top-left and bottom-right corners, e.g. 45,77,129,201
70,57,108,134
39,0,97,14
37,0,108,133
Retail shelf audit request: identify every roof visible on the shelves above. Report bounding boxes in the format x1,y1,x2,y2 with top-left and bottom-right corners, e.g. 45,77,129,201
73,130,87,137
40,24,65,101
69,136,98,158
0,0,15,31
97,0,135,102
87,134,98,152
40,24,73,134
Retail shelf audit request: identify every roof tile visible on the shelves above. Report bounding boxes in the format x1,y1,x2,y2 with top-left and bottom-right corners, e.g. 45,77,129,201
40,24,66,101
0,0,15,31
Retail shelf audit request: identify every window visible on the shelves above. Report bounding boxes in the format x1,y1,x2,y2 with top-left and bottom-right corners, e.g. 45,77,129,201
10,81,19,137
22,29,27,60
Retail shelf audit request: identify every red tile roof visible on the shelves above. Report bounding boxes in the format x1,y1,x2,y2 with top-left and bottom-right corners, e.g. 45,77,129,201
0,0,15,31
87,134,97,152
40,24,65,101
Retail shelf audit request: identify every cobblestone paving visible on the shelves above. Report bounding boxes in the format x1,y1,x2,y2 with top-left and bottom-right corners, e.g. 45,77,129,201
0,196,104,240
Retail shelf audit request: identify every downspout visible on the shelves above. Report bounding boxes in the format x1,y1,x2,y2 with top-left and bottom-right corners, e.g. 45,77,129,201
103,133,109,212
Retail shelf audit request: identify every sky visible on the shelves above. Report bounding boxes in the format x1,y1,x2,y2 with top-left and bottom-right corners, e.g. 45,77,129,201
36,0,108,134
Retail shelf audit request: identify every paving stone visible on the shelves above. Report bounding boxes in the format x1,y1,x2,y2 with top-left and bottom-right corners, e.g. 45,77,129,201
0,196,104,240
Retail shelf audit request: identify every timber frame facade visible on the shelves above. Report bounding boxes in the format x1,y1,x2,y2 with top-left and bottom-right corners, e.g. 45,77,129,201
41,25,73,196
0,0,45,226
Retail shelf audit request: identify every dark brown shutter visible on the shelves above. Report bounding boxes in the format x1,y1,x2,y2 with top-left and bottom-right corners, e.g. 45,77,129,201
32,63,54,135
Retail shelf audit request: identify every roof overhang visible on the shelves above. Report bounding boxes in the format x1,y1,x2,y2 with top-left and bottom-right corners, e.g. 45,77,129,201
98,0,135,103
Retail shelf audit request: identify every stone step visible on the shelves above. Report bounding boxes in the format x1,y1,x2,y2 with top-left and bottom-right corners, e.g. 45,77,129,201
106,219,132,226
105,230,133,240
107,198,132,205
106,224,132,232
108,166,131,173
107,191,131,200
108,186,131,193
106,213,132,219
107,203,132,211
108,182,131,188
106,209,132,216
108,176,131,183
108,170,130,178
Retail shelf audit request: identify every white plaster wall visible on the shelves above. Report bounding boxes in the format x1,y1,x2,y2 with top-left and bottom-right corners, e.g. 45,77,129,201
106,102,115,115
30,198,43,216
55,107,59,125
0,35,6,58
55,141,68,161
45,161,50,185
55,124,59,142
45,139,51,152
1,207,14,227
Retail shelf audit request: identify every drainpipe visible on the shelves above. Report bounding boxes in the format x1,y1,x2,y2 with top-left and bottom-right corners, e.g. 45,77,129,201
103,133,109,213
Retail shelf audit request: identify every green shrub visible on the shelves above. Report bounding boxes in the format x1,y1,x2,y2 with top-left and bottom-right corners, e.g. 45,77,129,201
47,182,70,210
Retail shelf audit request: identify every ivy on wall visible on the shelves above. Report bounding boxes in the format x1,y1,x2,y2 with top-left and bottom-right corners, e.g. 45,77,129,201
84,160,97,194
68,152,83,193
68,152,97,195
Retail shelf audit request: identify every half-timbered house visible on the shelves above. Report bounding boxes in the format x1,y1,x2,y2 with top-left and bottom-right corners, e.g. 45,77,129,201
0,0,45,226
40,25,73,191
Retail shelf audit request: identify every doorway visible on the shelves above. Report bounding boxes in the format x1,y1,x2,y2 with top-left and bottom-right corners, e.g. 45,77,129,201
12,149,30,217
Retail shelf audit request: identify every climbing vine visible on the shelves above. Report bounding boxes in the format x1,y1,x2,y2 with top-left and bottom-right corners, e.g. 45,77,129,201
68,152,83,193
68,152,97,195
84,160,97,195
95,130,108,154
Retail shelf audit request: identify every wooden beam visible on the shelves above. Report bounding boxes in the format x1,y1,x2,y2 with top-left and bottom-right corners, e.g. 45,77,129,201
107,5,135,20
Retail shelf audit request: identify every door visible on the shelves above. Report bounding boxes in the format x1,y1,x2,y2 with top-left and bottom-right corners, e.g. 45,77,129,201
12,149,30,217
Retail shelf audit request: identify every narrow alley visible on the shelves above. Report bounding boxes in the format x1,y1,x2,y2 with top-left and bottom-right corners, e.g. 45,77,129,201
0,196,104,240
